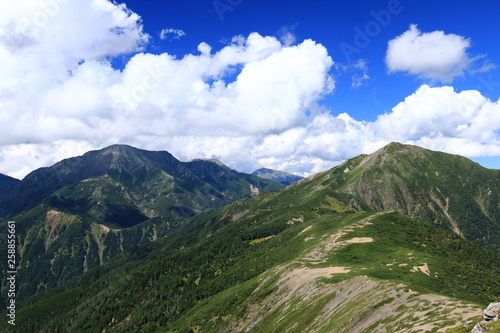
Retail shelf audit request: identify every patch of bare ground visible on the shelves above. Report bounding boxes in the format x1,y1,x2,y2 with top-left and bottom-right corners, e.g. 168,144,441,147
45,210,77,250
288,216,305,225
99,224,111,234
302,212,383,264
429,191,463,237
412,263,431,276
279,267,350,295
232,210,250,222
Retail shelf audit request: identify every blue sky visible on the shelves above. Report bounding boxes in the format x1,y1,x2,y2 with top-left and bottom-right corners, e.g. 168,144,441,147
0,0,500,178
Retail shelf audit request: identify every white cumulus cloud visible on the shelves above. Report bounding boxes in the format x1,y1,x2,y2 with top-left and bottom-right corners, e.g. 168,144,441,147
386,25,474,82
374,85,500,157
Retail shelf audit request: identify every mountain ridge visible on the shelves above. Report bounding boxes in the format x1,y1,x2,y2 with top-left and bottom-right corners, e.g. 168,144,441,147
294,142,500,251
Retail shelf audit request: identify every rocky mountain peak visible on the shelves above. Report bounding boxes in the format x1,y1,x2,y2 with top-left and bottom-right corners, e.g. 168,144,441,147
187,158,230,169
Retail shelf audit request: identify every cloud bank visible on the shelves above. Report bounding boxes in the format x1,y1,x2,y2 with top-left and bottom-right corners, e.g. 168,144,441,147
1,1,500,180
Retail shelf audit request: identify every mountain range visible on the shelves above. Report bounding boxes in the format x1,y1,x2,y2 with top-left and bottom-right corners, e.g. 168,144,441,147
0,145,284,220
0,145,284,303
251,168,303,185
1,142,499,332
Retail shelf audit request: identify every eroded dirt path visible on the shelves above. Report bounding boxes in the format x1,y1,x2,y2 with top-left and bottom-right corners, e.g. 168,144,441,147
301,212,383,264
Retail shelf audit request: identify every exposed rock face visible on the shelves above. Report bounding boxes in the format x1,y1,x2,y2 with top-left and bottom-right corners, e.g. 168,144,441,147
471,301,500,332
471,322,486,333
483,301,500,321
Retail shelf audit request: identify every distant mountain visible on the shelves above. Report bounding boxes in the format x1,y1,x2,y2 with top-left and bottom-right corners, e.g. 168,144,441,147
0,173,20,202
5,143,500,332
0,145,283,220
252,167,303,185
0,145,284,303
